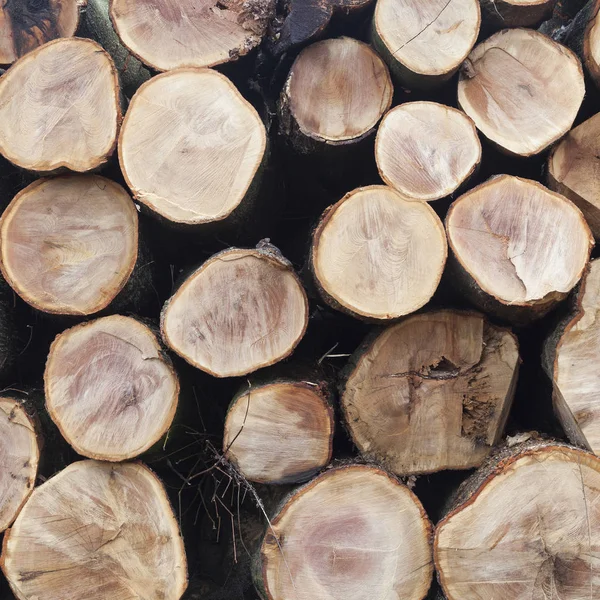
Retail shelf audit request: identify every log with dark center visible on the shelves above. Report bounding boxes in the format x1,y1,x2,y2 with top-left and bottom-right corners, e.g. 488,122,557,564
480,0,556,28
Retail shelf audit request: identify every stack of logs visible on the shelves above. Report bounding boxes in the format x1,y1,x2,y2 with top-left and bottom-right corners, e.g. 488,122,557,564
1,0,600,599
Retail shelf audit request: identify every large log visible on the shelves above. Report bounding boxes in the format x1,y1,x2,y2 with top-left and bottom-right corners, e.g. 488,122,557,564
583,0,600,87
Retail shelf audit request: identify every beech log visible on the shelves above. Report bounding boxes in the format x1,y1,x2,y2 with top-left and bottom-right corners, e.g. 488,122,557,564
1,460,188,600
310,185,447,321
256,465,433,600
0,37,120,172
480,0,556,28
446,175,592,323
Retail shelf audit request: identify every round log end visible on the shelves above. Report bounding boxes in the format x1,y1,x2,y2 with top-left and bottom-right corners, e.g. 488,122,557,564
584,2,600,88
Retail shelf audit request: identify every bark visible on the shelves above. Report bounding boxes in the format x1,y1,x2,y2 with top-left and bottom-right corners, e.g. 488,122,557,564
481,0,556,29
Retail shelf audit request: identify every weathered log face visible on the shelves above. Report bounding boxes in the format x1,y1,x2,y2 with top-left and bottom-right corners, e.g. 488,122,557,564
1,460,188,600
0,37,120,172
259,465,433,600
0,175,138,316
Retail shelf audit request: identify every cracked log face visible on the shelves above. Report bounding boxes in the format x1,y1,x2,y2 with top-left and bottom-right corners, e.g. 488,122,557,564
259,465,433,600
119,68,266,226
223,382,334,484
341,310,519,475
0,175,138,316
480,0,556,28
372,0,480,88
0,37,120,172
435,445,600,599
311,185,447,320
0,398,39,533
446,175,592,321
161,246,308,378
110,0,275,70
458,29,584,157
1,460,188,600
45,315,179,462
375,102,481,202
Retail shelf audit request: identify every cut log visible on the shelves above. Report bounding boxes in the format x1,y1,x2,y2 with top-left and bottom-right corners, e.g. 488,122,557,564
435,439,600,599
375,102,481,202
0,175,138,316
1,460,188,600
110,0,275,71
584,0,600,88
161,242,308,378
223,380,333,484
458,28,584,157
119,68,266,227
0,398,39,533
44,315,179,461
548,112,600,240
279,37,392,153
0,0,84,65
0,37,120,172
341,310,520,475
480,0,556,28
372,0,480,89
256,465,433,600
446,175,592,323
310,185,447,321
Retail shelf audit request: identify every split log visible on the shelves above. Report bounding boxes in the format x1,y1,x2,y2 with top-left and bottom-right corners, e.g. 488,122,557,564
458,28,584,156
44,315,179,461
0,37,120,172
375,102,481,202
341,310,520,475
110,0,275,71
0,398,39,533
0,175,139,316
446,175,592,323
310,185,447,321
223,380,334,484
255,465,433,600
1,460,188,600
372,0,480,89
119,68,266,228
435,439,600,599
480,0,556,29
161,242,308,378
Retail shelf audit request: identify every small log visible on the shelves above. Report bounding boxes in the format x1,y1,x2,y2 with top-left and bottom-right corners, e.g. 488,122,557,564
0,175,139,316
310,185,447,321
375,101,481,202
161,242,308,378
110,0,275,71
481,0,556,29
446,175,592,323
119,68,267,228
255,465,433,600
44,315,179,461
372,0,480,89
1,460,188,599
0,398,39,533
435,439,600,599
341,310,520,475
223,380,334,484
458,28,584,157
0,37,120,172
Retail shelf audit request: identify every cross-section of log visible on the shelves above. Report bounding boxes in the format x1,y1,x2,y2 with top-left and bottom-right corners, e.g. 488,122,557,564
372,0,480,88
341,310,519,475
280,37,392,153
311,185,447,320
0,398,39,533
110,0,275,71
0,0,84,64
224,381,333,484
0,175,138,316
161,243,308,378
480,0,556,28
584,0,600,88
435,442,600,599
256,465,433,600
375,102,481,202
458,29,584,156
45,315,179,461
1,460,187,600
0,37,120,172
446,175,592,322
119,68,266,227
